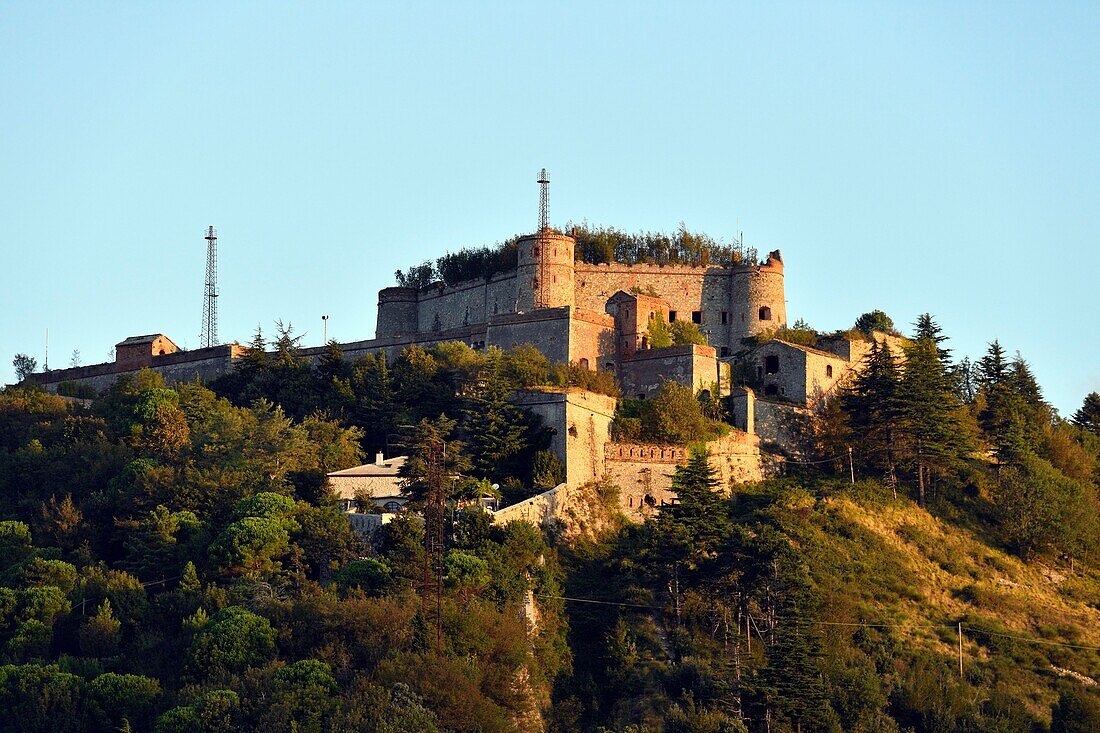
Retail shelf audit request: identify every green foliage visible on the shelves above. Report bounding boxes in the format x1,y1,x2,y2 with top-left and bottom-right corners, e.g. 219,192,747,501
996,452,1099,558
854,309,895,335
335,558,393,595
616,381,727,445
1051,687,1100,733
11,355,37,383
573,223,758,267
1073,392,1100,436
79,598,121,657
86,672,161,731
186,606,276,677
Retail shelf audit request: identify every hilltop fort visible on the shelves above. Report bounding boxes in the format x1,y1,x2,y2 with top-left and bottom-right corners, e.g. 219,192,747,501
27,174,906,520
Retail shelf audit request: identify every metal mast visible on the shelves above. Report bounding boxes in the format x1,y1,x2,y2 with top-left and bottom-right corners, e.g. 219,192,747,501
201,226,219,348
536,168,550,308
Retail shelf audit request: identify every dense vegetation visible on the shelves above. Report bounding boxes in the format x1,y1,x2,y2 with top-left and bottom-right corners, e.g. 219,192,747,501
3,313,1100,732
394,225,762,288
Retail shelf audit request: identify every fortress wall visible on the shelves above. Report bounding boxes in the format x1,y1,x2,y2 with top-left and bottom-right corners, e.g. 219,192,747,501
753,398,812,454
31,345,248,394
604,432,762,520
410,272,518,333
512,389,616,488
754,342,810,402
619,344,719,398
805,349,849,405
574,263,738,352
567,309,616,368
487,309,573,364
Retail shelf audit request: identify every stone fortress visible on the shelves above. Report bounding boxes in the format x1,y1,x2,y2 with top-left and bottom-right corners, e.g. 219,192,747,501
28,176,905,524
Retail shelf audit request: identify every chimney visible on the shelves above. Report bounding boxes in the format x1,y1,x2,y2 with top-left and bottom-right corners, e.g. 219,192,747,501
375,452,385,465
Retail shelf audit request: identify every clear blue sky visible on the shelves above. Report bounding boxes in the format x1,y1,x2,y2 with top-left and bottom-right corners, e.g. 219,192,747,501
2,2,1097,414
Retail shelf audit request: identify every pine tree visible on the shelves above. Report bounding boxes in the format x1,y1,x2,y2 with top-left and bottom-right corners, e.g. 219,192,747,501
897,337,973,506
913,313,951,366
660,449,731,568
841,340,903,489
463,352,527,483
977,342,1030,463
1073,392,1100,436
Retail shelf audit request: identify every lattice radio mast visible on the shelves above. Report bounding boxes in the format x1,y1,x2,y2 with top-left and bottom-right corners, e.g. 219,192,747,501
536,168,550,308
200,226,219,348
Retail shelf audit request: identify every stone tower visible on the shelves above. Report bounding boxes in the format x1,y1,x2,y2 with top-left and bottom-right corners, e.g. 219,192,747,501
376,286,420,338
516,229,576,312
728,250,786,342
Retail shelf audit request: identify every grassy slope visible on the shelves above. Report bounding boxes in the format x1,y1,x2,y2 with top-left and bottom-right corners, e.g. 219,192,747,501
764,484,1100,719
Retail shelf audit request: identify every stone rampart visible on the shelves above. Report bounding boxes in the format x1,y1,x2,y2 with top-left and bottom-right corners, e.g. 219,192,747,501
30,344,249,394
511,389,617,488
619,344,721,398
604,431,763,521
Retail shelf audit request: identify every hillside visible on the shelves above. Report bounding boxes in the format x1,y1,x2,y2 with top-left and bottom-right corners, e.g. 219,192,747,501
555,478,1100,731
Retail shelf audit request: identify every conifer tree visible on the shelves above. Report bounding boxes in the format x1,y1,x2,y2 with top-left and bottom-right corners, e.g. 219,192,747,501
841,341,902,489
1073,392,1100,436
897,336,972,506
462,351,527,483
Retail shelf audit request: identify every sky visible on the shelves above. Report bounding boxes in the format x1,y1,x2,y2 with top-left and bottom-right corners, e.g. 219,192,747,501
1,2,1097,414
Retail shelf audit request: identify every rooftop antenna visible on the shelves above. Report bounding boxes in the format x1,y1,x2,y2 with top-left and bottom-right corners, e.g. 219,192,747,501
536,169,550,308
44,328,49,372
200,226,219,348
537,168,550,231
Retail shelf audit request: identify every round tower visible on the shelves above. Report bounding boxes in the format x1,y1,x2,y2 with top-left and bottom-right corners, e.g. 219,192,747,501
516,229,576,312
729,250,786,342
376,286,420,338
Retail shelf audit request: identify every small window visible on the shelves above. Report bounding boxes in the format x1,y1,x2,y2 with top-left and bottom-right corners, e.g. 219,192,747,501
644,494,656,507
692,311,702,324
533,246,540,257
826,365,833,377
759,306,772,321
383,501,402,513
641,336,648,349
764,384,779,396
720,346,730,357
765,355,780,374
579,358,590,370
552,275,557,283
604,362,615,370
157,349,165,355
629,496,634,508
668,311,678,322
637,393,646,400
532,278,539,289
721,311,729,325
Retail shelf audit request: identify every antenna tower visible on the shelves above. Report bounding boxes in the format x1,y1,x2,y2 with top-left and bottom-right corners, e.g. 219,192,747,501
536,168,550,308
200,226,219,348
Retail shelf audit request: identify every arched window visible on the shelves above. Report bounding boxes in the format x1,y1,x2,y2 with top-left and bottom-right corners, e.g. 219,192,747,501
383,501,402,513
578,358,590,370
531,278,539,290
532,246,540,257
641,336,648,349
759,306,772,321
826,365,833,377
157,349,165,356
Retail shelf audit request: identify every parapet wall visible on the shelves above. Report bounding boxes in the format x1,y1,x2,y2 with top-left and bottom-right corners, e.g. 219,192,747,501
30,344,248,394
604,431,763,521
619,344,722,398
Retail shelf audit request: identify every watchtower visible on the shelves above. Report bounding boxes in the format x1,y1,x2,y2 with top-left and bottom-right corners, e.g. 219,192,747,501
728,250,787,342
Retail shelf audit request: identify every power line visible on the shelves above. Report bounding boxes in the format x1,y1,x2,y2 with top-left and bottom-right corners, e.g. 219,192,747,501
537,593,1100,652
